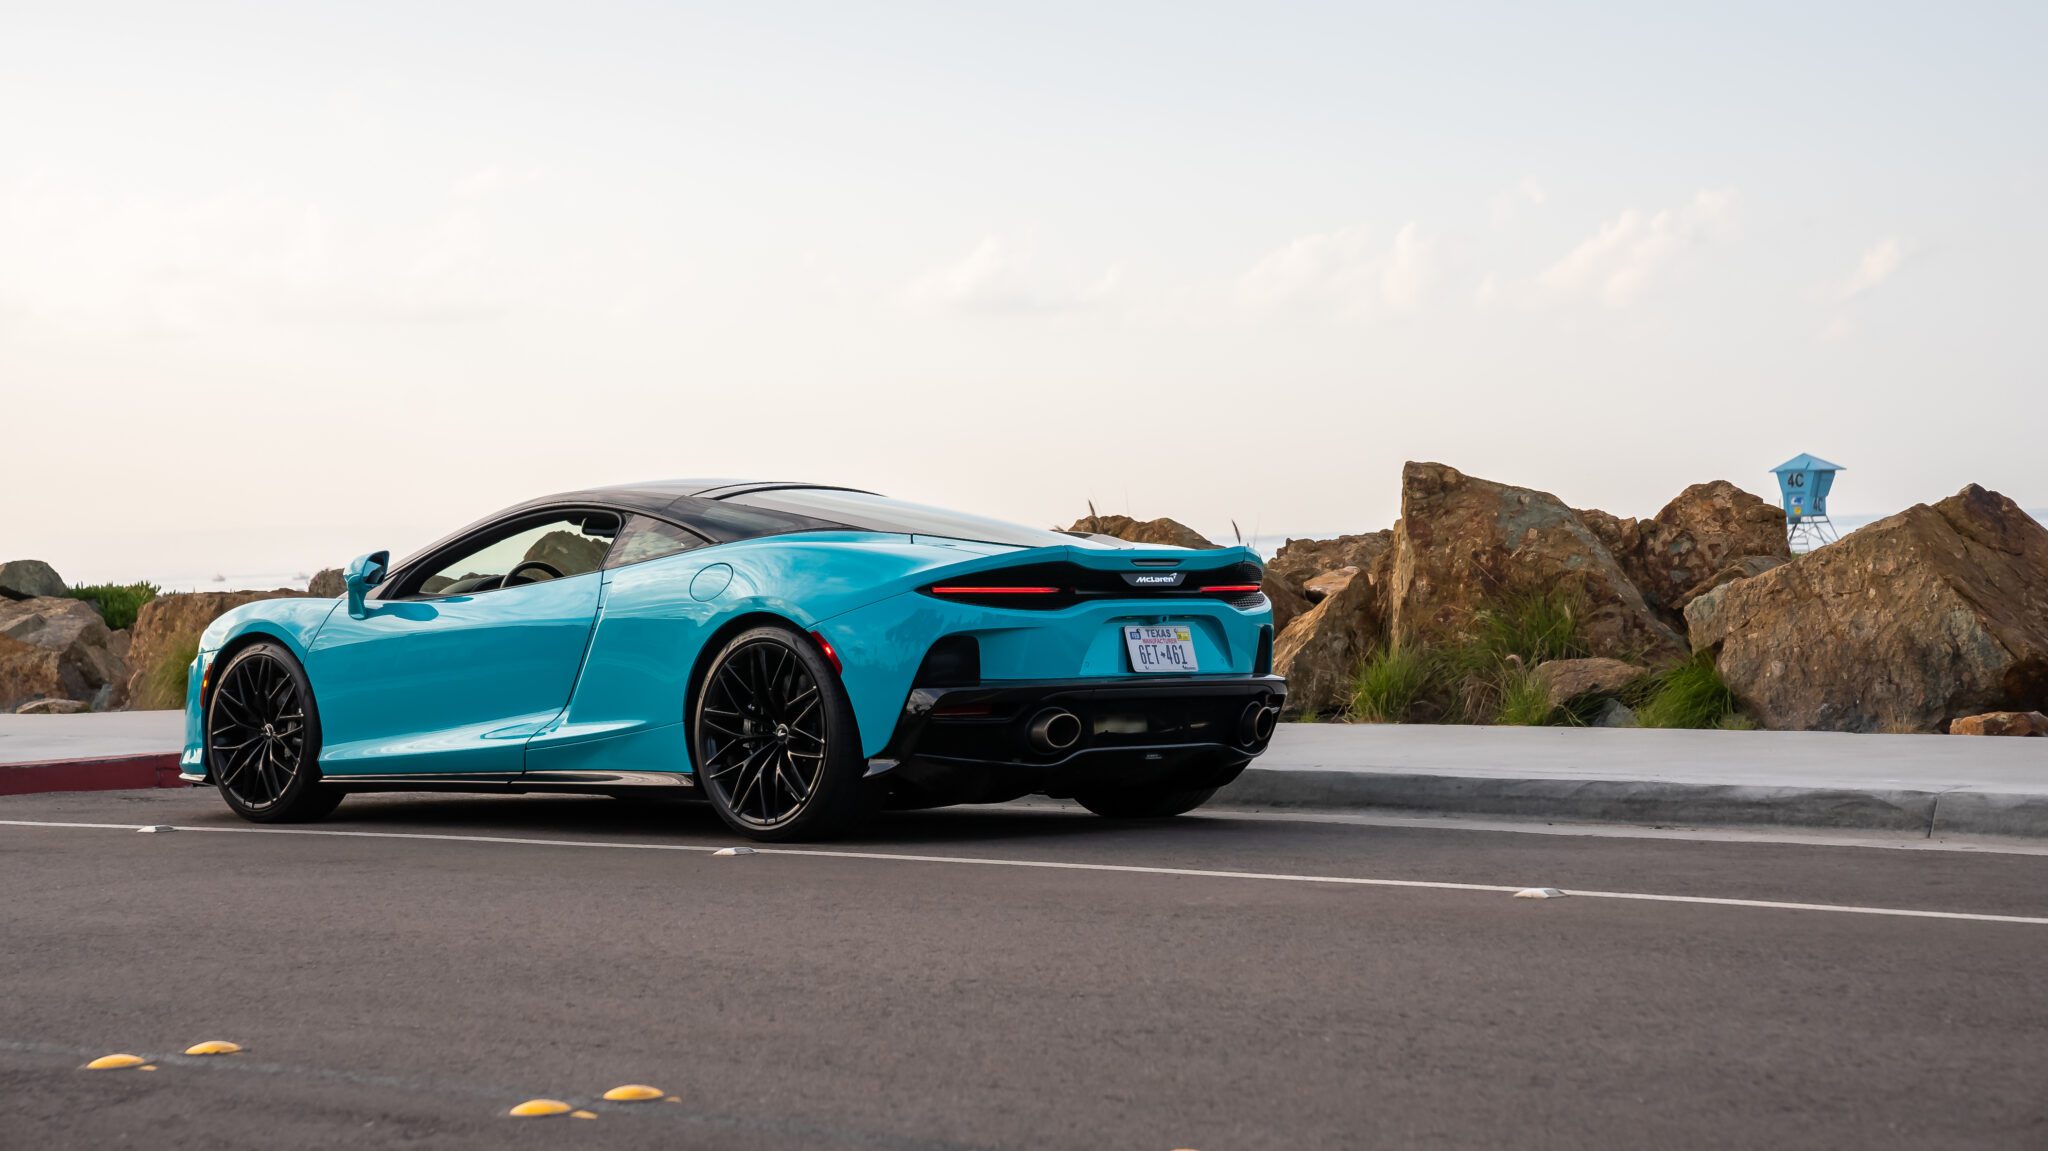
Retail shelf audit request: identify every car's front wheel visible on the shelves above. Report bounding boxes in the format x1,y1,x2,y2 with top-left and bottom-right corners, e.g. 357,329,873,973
692,625,871,841
205,641,343,823
1072,784,1220,820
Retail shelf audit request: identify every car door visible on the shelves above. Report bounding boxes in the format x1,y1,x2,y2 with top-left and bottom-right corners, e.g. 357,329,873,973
306,508,620,777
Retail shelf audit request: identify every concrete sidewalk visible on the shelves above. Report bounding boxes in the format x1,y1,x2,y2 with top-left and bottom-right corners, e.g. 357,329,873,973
4,712,2045,836
0,711,187,795
1223,724,2048,837
0,710,186,764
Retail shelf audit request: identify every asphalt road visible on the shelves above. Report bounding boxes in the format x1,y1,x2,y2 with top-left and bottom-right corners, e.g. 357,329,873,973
4,789,2047,1150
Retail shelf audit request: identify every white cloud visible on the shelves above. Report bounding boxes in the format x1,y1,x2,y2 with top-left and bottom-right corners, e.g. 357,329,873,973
1539,188,1736,307
906,235,1117,314
1379,223,1435,313
1841,238,1902,299
1473,272,1499,308
1490,177,1547,227
1237,222,1434,317
1236,224,1375,313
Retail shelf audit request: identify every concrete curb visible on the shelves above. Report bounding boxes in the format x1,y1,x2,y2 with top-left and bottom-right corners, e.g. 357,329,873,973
0,754,189,797
1216,767,2048,838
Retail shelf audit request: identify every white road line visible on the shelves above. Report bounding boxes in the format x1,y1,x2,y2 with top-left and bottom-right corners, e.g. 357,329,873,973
5,818,2046,926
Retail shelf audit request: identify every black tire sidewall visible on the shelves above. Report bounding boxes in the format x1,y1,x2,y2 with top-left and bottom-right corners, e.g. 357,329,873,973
207,641,338,823
693,625,868,841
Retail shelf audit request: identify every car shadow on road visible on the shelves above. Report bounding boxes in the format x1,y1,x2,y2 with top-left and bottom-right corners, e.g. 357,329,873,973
315,791,1247,848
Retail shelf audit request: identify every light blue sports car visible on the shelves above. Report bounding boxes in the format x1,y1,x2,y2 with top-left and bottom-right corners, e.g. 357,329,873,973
182,481,1286,840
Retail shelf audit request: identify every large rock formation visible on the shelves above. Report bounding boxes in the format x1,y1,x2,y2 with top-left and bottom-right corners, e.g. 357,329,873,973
1687,485,2048,732
1624,482,1790,616
124,591,297,709
0,560,67,601
1066,512,1217,550
307,568,345,597
1273,557,1388,715
1677,554,1786,611
1388,462,1689,665
1267,530,1392,593
0,597,127,711
1263,574,1311,635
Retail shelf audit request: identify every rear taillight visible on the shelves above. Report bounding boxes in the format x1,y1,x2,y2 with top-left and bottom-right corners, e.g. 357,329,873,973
928,586,1060,596
1197,584,1261,593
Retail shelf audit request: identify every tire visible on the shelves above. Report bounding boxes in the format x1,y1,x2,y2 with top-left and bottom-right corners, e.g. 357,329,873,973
204,641,343,823
692,625,872,841
1072,784,1220,820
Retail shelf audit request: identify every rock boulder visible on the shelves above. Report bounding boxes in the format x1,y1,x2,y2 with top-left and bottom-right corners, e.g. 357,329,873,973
15,697,89,714
1267,530,1392,592
1678,555,1787,610
1533,657,1648,709
1687,485,2048,732
1624,482,1790,617
1950,711,2048,737
0,597,126,711
307,568,345,597
124,591,298,709
1067,513,1216,550
1388,462,1688,665
1272,559,1388,716
1303,567,1359,603
1263,574,1311,636
0,560,67,601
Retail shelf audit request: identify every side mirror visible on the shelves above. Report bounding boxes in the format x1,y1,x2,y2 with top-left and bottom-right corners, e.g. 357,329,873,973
344,551,390,619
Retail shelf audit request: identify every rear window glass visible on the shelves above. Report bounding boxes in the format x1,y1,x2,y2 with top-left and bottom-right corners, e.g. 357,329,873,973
726,489,1115,549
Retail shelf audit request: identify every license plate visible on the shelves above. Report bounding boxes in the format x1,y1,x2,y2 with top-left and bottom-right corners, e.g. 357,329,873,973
1124,624,1198,674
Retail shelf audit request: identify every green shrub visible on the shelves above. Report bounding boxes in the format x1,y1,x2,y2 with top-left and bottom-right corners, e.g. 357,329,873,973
1493,665,1556,726
1635,652,1743,729
1472,589,1589,666
68,582,159,631
1350,646,1432,723
135,636,199,711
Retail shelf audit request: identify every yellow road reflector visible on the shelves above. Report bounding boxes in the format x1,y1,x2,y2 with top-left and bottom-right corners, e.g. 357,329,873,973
570,1110,598,1120
184,1041,242,1056
509,1099,572,1118
665,1096,681,1103
85,1054,146,1070
603,1084,664,1102
140,1065,159,1071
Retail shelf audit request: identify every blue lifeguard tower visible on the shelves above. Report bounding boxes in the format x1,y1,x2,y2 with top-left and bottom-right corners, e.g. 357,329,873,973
1773,453,1844,552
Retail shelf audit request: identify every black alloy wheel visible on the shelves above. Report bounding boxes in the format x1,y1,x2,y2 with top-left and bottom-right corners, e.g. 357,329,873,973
693,626,868,840
205,642,342,823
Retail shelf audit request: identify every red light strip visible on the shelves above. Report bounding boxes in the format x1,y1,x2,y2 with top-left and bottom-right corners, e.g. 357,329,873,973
930,586,1061,595
1199,584,1263,593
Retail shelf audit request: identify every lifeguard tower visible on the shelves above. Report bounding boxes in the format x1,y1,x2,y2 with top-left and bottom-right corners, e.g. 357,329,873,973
1773,453,1843,552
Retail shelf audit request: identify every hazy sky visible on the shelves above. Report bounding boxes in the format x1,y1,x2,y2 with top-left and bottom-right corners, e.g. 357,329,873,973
4,1,2044,583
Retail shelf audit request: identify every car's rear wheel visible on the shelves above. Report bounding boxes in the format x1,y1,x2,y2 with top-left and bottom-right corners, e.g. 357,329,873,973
205,641,343,823
1072,784,1220,820
692,625,870,841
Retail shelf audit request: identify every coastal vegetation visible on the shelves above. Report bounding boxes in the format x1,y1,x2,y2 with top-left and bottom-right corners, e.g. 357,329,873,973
67,581,159,631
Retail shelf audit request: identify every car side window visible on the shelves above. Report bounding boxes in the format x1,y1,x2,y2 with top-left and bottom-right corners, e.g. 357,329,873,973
403,511,622,598
606,515,705,568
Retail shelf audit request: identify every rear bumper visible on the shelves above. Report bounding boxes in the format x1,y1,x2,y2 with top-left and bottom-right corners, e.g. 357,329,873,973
868,674,1286,805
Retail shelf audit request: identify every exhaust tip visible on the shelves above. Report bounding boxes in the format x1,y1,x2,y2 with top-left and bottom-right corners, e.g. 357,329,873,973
1241,701,1281,746
1027,708,1083,753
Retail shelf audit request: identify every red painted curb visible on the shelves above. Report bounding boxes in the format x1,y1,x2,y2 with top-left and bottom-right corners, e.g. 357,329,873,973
0,754,188,796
